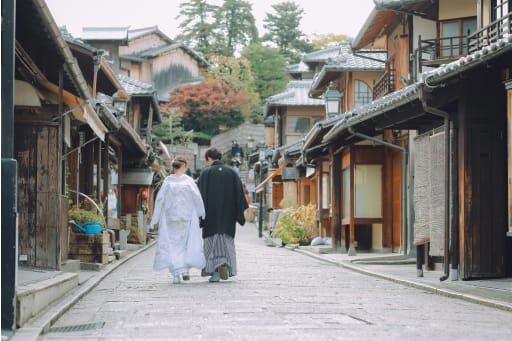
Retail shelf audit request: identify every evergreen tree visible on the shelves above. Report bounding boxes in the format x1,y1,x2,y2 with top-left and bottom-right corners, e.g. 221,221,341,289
214,0,259,57
310,33,348,50
241,42,288,101
262,1,313,63
175,0,220,57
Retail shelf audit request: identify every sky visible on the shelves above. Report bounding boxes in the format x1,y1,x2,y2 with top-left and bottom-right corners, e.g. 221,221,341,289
45,0,375,40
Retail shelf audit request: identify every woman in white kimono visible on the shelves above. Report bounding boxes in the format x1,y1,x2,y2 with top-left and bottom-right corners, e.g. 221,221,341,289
150,156,206,284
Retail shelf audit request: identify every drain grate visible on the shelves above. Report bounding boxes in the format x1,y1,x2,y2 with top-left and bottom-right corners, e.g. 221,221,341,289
48,321,105,333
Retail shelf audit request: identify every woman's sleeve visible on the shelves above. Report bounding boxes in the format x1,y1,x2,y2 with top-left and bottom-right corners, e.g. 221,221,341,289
189,178,206,219
149,184,167,227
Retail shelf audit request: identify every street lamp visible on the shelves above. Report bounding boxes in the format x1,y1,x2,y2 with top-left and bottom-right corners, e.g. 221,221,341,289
257,148,267,238
324,81,341,118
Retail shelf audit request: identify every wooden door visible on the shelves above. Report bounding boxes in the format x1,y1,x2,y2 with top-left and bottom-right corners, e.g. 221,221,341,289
464,123,507,278
15,124,60,269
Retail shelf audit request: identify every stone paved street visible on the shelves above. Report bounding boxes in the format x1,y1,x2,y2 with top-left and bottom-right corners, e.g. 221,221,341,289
41,224,512,341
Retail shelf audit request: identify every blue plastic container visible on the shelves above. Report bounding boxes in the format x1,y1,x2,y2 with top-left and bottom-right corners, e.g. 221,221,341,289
71,221,103,234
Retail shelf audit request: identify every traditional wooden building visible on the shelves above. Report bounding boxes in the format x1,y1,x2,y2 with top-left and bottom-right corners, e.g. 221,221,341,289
14,0,110,269
309,0,511,280
301,42,387,250
261,80,325,210
81,26,209,102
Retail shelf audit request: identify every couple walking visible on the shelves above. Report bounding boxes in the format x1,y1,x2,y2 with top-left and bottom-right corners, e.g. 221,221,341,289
150,147,248,284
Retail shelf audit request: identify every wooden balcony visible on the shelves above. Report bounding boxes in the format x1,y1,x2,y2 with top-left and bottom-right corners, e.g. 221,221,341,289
468,12,511,53
418,35,469,72
373,69,395,100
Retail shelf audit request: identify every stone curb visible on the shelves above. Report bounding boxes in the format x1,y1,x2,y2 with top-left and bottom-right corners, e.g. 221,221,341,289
293,248,512,313
11,240,157,341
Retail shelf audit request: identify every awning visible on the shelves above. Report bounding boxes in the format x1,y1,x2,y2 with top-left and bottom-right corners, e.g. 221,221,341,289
83,103,107,141
255,162,288,193
37,79,108,141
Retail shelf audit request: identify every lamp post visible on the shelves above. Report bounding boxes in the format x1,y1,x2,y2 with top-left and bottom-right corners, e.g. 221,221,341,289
324,81,341,118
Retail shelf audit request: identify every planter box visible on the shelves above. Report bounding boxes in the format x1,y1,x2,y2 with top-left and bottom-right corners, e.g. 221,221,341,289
68,230,109,264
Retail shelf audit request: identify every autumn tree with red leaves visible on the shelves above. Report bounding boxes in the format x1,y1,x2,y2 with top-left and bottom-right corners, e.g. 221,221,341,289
163,81,251,139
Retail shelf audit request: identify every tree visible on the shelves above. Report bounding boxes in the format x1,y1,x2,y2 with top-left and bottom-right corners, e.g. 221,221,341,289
241,42,288,101
175,0,220,57
164,81,251,139
214,0,259,57
310,33,348,50
202,53,263,122
152,112,207,146
262,1,313,63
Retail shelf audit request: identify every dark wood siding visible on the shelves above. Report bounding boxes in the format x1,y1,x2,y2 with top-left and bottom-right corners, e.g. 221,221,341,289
15,124,60,268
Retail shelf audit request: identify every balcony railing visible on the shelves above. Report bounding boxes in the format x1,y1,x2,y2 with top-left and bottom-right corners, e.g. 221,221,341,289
373,68,395,100
468,12,511,53
418,35,469,72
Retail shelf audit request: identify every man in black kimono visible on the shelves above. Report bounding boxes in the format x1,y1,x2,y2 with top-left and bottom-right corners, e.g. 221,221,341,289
197,147,248,282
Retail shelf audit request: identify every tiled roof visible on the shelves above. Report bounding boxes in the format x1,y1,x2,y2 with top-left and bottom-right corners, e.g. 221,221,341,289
287,61,310,73
265,80,324,108
323,82,421,142
81,27,129,41
374,0,437,19
61,27,99,52
118,74,155,96
302,114,341,149
310,46,385,91
422,35,512,87
130,42,208,67
303,45,343,62
127,26,172,43
323,36,512,143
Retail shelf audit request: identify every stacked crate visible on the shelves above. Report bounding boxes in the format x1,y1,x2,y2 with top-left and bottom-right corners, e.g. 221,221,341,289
68,230,109,264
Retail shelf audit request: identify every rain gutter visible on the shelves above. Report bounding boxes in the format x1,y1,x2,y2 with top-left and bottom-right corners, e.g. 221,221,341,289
347,127,408,256
33,0,108,140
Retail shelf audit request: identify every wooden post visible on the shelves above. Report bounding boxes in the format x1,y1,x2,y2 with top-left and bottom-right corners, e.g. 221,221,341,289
506,80,512,237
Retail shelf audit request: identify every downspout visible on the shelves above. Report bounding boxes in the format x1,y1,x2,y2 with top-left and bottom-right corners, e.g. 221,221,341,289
420,100,451,282
347,127,408,255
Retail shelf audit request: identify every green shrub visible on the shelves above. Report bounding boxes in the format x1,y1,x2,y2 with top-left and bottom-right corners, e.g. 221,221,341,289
273,204,317,245
68,208,105,225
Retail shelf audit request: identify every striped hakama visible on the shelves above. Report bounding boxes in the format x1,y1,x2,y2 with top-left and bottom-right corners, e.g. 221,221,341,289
203,233,237,276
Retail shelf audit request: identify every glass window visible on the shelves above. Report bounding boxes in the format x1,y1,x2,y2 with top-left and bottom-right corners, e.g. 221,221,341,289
492,0,509,21
440,18,477,57
354,80,372,108
441,22,459,57
287,117,311,134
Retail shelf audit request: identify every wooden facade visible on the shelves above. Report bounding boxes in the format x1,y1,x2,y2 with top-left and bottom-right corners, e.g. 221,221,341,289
15,121,60,268
302,0,512,279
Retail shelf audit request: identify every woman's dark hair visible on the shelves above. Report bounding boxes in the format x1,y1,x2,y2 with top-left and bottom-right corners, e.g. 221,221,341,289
205,147,222,161
171,156,187,170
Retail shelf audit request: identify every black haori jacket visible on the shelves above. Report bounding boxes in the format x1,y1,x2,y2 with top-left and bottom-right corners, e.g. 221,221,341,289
197,160,248,239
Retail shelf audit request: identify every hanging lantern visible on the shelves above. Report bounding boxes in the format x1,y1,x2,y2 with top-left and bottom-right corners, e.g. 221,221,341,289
142,188,149,200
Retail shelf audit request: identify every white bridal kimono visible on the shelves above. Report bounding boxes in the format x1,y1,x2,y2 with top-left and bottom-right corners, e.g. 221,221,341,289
150,174,206,274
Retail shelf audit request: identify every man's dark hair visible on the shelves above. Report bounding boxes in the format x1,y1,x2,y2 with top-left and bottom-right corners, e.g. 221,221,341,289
205,147,222,161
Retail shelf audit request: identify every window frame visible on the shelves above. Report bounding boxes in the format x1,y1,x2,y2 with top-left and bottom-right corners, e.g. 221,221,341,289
353,80,372,109
286,115,322,136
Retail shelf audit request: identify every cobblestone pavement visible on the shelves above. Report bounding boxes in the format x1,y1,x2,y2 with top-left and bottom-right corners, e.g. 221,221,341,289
40,224,512,341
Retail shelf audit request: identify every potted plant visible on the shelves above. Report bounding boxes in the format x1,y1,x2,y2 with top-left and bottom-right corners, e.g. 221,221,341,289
273,204,317,245
68,206,105,234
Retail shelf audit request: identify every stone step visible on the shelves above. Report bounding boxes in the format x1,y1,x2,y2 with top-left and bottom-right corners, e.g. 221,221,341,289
16,271,79,328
